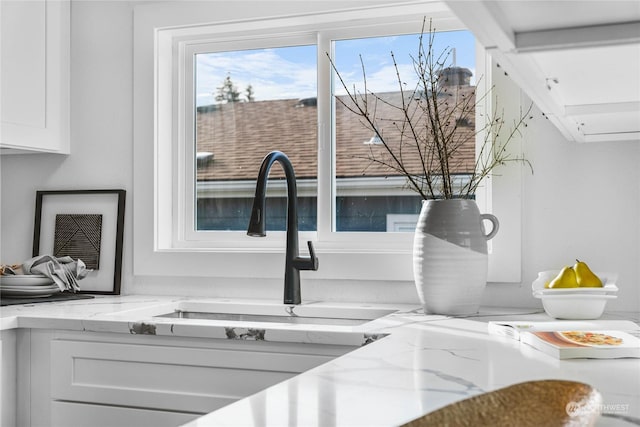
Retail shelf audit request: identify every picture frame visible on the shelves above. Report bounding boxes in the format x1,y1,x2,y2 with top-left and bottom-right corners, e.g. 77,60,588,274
32,189,126,295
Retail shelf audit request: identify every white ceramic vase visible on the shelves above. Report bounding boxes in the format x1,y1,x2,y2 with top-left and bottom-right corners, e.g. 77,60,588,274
413,199,499,315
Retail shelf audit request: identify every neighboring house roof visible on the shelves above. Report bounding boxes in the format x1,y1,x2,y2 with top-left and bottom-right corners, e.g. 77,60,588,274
196,85,476,182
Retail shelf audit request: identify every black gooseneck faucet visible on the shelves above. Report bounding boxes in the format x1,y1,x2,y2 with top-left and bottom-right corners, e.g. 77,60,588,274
247,151,319,305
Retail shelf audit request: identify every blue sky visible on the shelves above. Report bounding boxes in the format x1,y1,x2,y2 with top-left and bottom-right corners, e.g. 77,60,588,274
195,30,475,106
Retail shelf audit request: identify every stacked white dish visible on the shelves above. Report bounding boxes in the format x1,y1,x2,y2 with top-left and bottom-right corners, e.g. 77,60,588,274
532,271,618,319
0,274,61,298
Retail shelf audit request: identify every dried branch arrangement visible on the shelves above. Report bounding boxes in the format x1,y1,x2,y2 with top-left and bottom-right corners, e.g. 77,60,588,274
328,19,532,200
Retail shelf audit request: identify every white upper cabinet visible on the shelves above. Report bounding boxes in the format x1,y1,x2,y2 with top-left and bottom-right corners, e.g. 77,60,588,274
445,1,640,143
1,0,70,154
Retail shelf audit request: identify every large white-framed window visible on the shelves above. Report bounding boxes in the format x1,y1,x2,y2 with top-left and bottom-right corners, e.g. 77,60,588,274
133,1,523,283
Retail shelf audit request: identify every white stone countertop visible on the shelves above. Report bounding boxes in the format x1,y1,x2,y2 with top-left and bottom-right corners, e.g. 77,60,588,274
1,295,639,426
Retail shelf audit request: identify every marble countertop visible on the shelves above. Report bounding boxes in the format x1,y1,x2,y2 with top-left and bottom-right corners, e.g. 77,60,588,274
1,295,639,426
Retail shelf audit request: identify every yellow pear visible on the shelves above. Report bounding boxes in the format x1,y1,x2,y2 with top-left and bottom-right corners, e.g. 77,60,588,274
573,259,603,288
548,266,579,288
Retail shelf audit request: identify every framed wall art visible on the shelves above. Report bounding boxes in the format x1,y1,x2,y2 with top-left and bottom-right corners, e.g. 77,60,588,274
32,189,126,294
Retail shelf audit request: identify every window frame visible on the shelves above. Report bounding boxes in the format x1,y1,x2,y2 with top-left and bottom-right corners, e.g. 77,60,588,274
183,34,320,246
133,2,523,283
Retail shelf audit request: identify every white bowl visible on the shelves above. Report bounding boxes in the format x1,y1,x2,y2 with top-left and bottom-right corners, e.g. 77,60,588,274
532,270,618,319
535,293,617,320
532,270,618,294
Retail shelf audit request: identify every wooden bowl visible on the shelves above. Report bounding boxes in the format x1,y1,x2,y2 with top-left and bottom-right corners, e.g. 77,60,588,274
402,380,601,427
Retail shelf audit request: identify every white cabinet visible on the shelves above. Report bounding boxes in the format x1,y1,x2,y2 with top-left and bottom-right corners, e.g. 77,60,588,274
0,0,70,154
444,1,640,143
25,330,355,427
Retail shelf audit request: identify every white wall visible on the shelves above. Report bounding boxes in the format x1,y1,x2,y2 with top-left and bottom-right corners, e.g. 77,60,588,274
1,0,638,312
495,109,640,311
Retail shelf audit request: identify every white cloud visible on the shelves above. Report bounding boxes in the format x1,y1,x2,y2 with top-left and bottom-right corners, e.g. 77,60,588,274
196,48,317,105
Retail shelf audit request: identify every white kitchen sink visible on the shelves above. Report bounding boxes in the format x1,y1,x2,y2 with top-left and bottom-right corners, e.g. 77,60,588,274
151,301,397,326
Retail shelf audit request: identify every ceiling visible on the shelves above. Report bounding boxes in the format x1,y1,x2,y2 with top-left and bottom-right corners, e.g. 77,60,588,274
444,0,640,143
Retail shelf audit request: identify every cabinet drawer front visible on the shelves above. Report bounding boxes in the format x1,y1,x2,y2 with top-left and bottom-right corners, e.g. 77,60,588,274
51,339,333,413
51,401,198,427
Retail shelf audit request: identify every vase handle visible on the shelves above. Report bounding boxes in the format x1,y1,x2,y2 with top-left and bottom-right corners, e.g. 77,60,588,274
480,214,499,240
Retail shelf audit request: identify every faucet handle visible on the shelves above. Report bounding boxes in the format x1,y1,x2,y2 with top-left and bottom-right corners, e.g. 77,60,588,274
306,241,319,271
294,241,319,271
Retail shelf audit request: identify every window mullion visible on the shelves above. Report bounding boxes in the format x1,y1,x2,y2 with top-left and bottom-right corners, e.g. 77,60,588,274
316,31,333,240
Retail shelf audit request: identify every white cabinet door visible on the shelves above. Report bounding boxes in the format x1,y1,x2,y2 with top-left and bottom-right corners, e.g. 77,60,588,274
0,330,17,426
0,0,70,154
51,339,332,414
47,331,354,424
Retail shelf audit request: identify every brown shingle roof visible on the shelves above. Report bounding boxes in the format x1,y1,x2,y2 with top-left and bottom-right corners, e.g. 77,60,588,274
196,86,476,181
